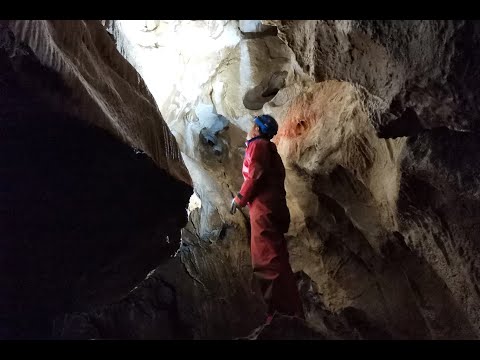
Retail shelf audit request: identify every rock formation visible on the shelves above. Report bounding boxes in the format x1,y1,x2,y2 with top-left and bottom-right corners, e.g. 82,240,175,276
0,20,191,339
2,20,479,340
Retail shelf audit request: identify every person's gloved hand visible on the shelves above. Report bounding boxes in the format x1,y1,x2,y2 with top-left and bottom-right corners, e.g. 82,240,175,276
230,198,239,215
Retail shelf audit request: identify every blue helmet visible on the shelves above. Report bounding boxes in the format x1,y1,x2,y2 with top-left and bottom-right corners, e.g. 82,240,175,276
254,114,279,139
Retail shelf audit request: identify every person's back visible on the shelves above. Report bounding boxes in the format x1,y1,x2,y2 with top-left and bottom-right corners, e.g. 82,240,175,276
245,138,290,234
254,140,287,203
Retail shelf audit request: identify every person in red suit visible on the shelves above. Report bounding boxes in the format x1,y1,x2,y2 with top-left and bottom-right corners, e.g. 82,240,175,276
231,114,304,324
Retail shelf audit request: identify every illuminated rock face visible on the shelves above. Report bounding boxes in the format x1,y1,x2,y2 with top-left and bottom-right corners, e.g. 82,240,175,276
3,20,479,339
106,20,479,340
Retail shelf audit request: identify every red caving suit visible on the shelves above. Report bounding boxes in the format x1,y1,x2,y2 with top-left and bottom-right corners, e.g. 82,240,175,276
234,136,304,318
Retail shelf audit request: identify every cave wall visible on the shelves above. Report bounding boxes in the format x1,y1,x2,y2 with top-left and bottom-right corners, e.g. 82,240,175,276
106,19,480,339
266,20,480,338
44,20,480,339
269,80,476,339
0,20,192,339
269,20,480,134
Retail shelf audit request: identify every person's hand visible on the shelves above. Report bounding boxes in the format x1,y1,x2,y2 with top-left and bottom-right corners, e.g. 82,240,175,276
230,198,239,215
